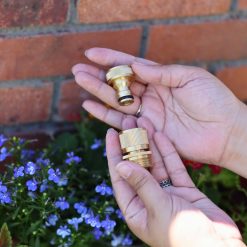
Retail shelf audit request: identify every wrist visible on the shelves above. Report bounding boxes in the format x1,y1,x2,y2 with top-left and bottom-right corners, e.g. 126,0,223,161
220,101,247,178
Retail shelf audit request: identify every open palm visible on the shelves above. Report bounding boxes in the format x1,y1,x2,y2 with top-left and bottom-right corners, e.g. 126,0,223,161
72,48,241,166
105,117,243,247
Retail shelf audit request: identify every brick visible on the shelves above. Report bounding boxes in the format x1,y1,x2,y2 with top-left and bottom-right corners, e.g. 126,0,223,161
58,80,92,121
238,0,247,10
0,28,141,81
216,65,247,101
146,20,247,63
0,0,69,28
0,83,53,125
77,0,230,23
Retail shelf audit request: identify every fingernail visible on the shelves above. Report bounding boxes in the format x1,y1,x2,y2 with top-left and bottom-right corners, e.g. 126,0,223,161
116,162,132,179
84,49,89,57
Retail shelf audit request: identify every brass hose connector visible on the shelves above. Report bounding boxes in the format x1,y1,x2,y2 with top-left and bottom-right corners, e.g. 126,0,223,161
119,128,152,168
106,65,134,106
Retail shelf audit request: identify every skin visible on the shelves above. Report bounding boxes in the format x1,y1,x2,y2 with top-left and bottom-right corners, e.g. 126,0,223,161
72,48,247,246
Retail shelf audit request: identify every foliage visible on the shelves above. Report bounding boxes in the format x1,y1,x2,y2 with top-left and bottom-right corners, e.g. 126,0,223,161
0,116,246,245
0,118,135,247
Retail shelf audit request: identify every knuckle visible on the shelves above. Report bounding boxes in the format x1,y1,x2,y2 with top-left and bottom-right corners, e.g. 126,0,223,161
133,173,149,192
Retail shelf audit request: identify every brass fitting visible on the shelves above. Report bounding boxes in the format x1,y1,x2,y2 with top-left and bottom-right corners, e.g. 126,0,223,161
106,65,134,106
119,128,152,168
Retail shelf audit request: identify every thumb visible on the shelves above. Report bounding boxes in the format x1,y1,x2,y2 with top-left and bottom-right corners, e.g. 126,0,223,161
132,62,198,88
115,161,167,209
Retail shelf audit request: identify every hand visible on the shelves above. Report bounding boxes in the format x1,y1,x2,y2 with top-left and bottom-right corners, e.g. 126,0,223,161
72,48,245,173
105,117,244,247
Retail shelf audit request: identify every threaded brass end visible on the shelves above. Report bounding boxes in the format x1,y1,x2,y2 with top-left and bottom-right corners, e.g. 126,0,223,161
119,128,152,168
106,65,134,106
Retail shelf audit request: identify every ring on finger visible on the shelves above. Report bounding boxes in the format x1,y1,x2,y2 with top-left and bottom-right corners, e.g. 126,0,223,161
159,178,172,188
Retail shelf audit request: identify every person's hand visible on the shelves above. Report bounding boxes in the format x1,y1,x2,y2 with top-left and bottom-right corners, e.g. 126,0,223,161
105,116,244,247
72,48,247,177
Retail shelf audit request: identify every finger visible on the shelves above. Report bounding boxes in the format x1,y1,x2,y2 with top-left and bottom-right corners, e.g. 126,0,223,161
154,132,195,188
83,100,131,130
106,128,143,217
115,160,169,210
122,116,137,130
137,117,168,182
75,71,140,114
72,63,105,81
85,48,158,67
132,63,201,87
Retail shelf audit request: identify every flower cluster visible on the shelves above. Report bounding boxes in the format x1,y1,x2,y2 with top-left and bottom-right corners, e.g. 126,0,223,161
0,133,135,246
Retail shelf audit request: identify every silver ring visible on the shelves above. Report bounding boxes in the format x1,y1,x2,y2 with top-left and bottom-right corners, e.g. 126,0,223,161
159,178,172,188
135,104,142,117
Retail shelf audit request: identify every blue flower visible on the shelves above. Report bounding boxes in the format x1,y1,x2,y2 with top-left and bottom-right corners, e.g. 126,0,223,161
65,152,81,165
105,206,115,215
40,179,48,193
85,211,101,228
0,191,11,204
103,148,107,157
111,234,124,247
25,161,37,175
67,217,83,231
14,166,25,178
36,158,50,167
0,181,7,193
0,135,7,147
74,202,87,215
115,209,124,220
122,234,133,246
57,176,68,186
46,214,59,227
0,147,10,162
56,225,71,239
48,168,61,184
55,197,69,211
95,181,113,196
26,179,38,191
90,139,102,150
92,228,103,240
21,149,35,161
101,215,116,235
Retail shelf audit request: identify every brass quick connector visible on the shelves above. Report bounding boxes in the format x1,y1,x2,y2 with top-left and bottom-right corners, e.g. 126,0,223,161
119,128,152,168
106,65,134,106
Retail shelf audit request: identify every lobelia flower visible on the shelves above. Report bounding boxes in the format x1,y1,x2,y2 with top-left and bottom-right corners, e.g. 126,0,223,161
40,179,48,193
21,149,35,161
105,206,115,215
111,234,124,247
67,217,83,231
103,147,107,157
65,152,81,165
0,134,8,147
57,176,68,186
46,214,59,227
25,161,37,175
90,139,102,150
0,191,12,204
14,166,25,178
95,181,113,196
26,179,38,191
92,228,103,240
0,147,10,162
121,234,133,246
56,225,71,239
48,168,61,184
55,197,70,211
115,209,124,220
101,215,116,235
84,210,101,228
74,202,87,215
0,181,7,193
36,157,50,167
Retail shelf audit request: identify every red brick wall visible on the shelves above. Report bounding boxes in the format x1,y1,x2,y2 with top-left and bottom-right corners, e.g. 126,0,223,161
1,0,247,137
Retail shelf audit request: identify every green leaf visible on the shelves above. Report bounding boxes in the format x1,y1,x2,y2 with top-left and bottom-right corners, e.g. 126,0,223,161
0,223,12,247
